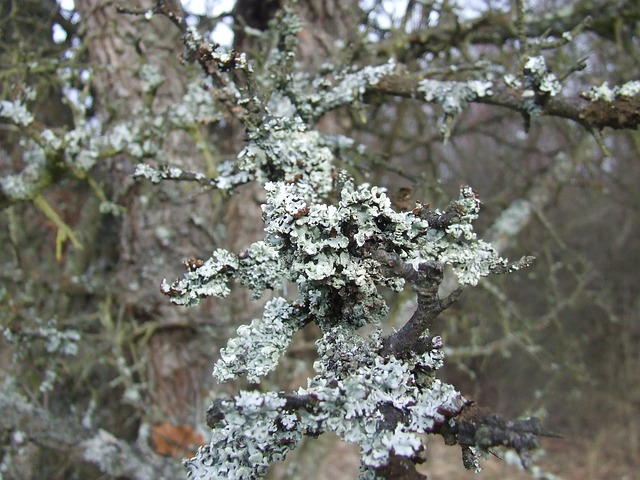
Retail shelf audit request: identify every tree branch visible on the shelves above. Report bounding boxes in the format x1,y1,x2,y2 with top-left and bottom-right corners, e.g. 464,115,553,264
375,0,638,59
375,250,462,357
0,389,174,479
453,402,562,469
369,74,640,131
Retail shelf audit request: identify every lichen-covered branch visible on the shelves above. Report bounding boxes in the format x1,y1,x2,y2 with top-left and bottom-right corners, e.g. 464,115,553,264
110,3,596,479
0,386,178,479
374,1,637,59
188,327,468,479
9,0,631,478
371,73,640,132
375,251,462,358
452,402,562,470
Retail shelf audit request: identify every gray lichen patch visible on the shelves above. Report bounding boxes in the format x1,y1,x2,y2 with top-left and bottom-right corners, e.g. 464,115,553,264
418,79,493,140
213,298,304,383
522,56,562,97
187,329,465,479
582,80,640,101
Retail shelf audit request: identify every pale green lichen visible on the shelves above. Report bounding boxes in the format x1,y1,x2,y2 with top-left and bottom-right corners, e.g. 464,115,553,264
418,79,493,140
213,298,303,383
0,98,34,126
522,56,562,97
582,80,640,101
160,249,239,306
169,174,506,319
0,145,47,200
504,73,522,89
139,64,164,93
618,80,640,97
295,60,397,121
1,60,222,206
188,329,465,479
418,79,493,115
169,79,221,126
185,392,295,480
235,241,283,295
133,164,163,183
143,9,536,479
233,116,335,197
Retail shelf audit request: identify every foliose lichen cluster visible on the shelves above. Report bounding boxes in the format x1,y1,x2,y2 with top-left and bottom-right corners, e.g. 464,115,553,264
164,88,510,478
186,326,465,480
147,18,519,471
582,80,640,101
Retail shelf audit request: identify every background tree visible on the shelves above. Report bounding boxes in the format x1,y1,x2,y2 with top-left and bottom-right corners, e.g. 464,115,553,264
1,0,638,479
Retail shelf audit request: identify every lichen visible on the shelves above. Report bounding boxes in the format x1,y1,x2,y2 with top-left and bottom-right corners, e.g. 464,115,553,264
418,79,493,116
617,80,640,97
168,79,221,126
0,98,34,126
0,144,47,200
139,64,164,93
160,249,239,306
522,56,562,97
232,116,335,197
418,79,493,140
582,80,640,101
188,329,466,478
168,175,506,338
185,392,297,480
295,60,397,121
213,298,304,383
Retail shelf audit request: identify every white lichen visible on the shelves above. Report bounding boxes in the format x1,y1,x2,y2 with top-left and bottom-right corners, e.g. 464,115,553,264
160,249,239,306
233,116,335,197
522,56,562,97
418,79,493,116
418,79,493,140
185,392,296,480
188,330,465,478
297,60,397,120
0,98,34,126
214,298,303,383
582,80,640,101
139,64,164,93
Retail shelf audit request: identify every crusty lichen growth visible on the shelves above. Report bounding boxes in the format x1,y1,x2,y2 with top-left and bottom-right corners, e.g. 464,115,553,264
186,392,297,480
293,61,398,122
522,56,562,98
149,8,538,479
186,327,465,480
213,298,305,383
417,79,493,140
169,159,515,473
1,62,222,210
0,98,35,126
164,171,507,319
582,80,640,101
235,116,335,196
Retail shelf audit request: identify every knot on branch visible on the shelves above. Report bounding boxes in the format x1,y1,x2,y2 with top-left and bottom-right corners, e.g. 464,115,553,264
376,251,461,357
373,250,443,296
580,94,640,130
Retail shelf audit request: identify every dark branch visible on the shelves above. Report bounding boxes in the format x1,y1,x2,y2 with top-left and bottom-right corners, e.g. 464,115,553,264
374,453,427,480
369,74,640,131
375,1,638,59
116,1,187,31
375,251,462,357
453,402,562,469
